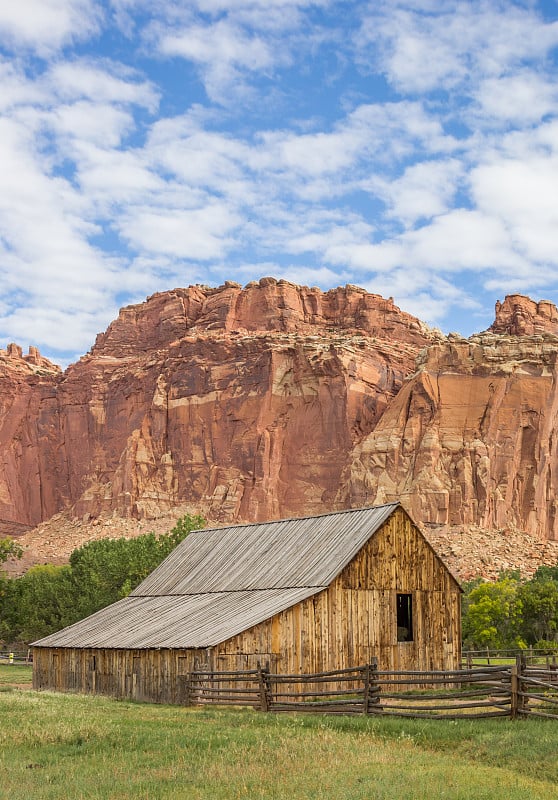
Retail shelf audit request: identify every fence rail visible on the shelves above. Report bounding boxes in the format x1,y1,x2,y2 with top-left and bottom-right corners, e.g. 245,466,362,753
462,647,558,668
0,650,31,664
178,658,558,720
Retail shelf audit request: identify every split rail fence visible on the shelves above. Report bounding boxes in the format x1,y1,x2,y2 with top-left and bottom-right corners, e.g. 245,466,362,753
179,658,558,720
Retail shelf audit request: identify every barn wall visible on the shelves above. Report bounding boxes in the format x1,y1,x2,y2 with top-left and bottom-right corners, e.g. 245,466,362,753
32,646,209,704
215,507,461,674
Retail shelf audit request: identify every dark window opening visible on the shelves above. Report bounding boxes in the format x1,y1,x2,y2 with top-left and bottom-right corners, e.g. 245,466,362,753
396,593,413,642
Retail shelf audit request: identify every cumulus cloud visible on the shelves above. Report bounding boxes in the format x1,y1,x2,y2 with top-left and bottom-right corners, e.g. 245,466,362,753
358,1,558,96
0,0,102,55
1,0,558,363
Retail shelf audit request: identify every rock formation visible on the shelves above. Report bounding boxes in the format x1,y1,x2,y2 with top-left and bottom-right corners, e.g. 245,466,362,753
3,281,558,580
339,331,558,541
0,280,435,532
0,345,61,538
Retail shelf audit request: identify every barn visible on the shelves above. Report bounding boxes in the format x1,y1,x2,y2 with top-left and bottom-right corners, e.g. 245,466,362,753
32,503,462,703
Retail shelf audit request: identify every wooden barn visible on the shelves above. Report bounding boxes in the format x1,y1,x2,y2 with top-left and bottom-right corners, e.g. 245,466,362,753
32,504,462,703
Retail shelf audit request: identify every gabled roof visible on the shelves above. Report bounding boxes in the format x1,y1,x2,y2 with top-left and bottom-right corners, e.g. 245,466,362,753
132,503,398,595
33,503,400,650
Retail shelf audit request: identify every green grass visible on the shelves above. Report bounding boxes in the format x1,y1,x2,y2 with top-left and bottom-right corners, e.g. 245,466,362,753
0,662,32,686
1,684,558,799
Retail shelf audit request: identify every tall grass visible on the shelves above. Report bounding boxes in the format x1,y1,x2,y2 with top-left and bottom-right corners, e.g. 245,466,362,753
1,681,558,799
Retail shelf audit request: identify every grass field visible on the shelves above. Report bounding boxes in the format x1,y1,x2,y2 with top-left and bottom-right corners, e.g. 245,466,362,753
0,662,32,685
1,665,558,799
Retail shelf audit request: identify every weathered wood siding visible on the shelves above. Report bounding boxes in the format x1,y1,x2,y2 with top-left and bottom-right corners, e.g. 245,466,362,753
32,646,211,704
33,507,461,701
214,507,461,674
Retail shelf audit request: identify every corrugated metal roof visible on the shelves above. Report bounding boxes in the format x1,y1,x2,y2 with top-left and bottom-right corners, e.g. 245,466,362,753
31,587,320,649
132,503,398,595
33,503,399,650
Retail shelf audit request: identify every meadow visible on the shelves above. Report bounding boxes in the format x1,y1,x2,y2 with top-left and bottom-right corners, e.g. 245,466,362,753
1,665,558,800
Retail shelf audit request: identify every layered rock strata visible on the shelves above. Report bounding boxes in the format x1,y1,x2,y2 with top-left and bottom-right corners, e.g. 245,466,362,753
4,282,558,579
339,331,558,540
0,280,434,530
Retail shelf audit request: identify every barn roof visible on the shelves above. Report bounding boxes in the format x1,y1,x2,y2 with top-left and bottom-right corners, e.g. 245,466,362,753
33,503,410,650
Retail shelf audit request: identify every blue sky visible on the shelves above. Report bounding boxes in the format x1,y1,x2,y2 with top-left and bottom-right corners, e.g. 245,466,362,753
1,0,558,366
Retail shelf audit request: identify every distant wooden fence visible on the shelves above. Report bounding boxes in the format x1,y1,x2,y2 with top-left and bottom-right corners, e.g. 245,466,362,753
179,658,558,720
0,650,32,664
463,647,558,668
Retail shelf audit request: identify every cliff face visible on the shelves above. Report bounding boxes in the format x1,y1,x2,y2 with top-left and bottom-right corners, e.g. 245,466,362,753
0,345,62,537
5,281,558,577
340,332,558,540
0,280,434,530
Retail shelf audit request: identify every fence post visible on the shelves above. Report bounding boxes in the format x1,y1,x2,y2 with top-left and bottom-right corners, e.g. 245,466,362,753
257,662,271,712
511,654,526,720
363,658,379,714
510,663,518,719
180,673,192,706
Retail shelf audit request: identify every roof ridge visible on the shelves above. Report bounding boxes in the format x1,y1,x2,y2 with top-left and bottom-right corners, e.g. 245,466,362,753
192,502,400,536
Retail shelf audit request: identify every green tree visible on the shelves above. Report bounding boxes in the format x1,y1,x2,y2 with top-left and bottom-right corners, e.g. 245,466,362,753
0,564,75,644
517,577,558,645
0,537,22,565
462,575,524,650
68,513,205,619
0,514,204,646
158,513,205,558
0,537,22,636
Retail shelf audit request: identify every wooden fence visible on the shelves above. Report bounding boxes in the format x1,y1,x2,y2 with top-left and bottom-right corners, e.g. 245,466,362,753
463,647,558,668
0,649,32,664
178,658,558,720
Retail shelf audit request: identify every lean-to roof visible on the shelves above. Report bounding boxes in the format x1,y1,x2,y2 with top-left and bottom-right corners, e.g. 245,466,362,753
32,503,399,650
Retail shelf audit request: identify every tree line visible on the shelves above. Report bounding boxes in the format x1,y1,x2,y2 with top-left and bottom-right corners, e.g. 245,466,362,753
0,514,204,646
462,567,558,651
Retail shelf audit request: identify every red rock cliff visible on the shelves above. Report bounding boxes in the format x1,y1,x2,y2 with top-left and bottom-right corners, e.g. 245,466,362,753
0,280,434,530
6,285,558,577
340,327,558,541
0,345,61,536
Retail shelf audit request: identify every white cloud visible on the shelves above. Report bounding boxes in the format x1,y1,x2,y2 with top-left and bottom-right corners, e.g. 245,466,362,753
50,101,135,147
0,305,117,355
474,71,558,126
1,0,558,362
48,60,159,111
144,0,335,103
358,2,558,96
326,209,526,276
74,146,166,206
471,155,558,264
118,204,241,260
159,19,274,72
0,0,101,54
366,159,464,226
362,268,480,327
278,264,351,287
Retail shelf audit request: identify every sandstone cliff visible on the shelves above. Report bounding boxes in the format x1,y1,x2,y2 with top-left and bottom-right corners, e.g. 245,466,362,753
0,280,434,531
4,281,558,580
0,344,61,538
339,331,558,540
